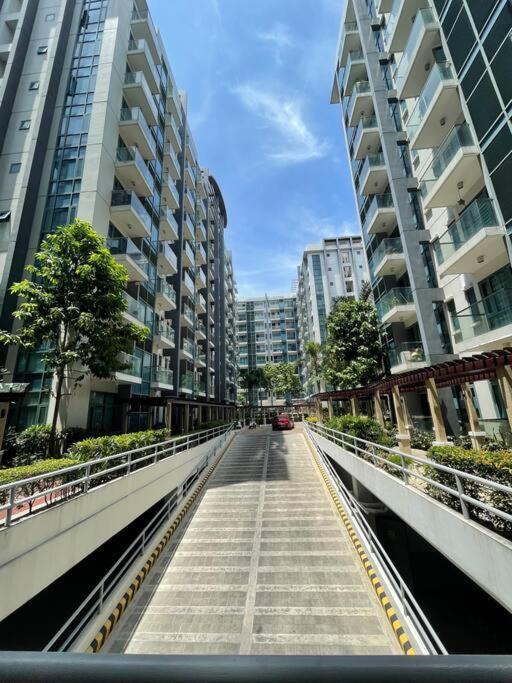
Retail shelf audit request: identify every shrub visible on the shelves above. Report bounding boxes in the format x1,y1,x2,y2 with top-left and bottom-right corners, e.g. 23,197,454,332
305,416,319,423
68,429,172,463
8,425,53,465
324,414,393,447
409,428,434,451
0,458,77,512
427,445,512,533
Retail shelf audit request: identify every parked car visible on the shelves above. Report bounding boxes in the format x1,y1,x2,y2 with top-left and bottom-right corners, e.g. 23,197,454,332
248,420,257,429
234,421,243,430
272,413,294,431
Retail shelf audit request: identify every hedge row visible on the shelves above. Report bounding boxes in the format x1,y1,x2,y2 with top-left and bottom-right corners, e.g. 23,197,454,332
67,429,172,463
0,458,77,510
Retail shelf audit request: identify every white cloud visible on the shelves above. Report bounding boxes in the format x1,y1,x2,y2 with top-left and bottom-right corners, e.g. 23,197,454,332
256,22,293,64
232,83,329,165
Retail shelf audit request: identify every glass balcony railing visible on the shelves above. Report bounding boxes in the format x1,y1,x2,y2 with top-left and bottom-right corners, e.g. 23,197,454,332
344,20,358,32
158,242,177,269
123,291,146,324
159,205,179,235
155,320,175,344
196,243,207,261
184,214,195,236
106,237,149,276
119,107,155,149
182,337,195,356
165,114,181,144
420,124,475,199
152,367,173,386
383,0,402,50
162,172,179,205
197,351,207,365
156,278,176,303
388,341,426,368
434,198,499,266
196,379,206,394
197,294,206,310
182,302,195,323
124,70,150,91
375,287,413,319
197,321,207,336
363,193,394,231
165,144,180,171
118,352,142,377
353,115,378,153
180,372,195,391
116,146,153,188
183,240,195,264
111,190,152,234
359,152,385,182
196,268,206,287
394,9,436,93
183,270,195,293
406,62,454,141
343,50,365,91
368,237,403,277
451,289,512,344
127,38,159,83
344,80,370,118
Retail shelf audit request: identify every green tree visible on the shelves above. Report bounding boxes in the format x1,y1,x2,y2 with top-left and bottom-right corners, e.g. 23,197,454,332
304,340,322,394
0,220,149,453
322,296,382,390
263,362,302,404
239,367,266,406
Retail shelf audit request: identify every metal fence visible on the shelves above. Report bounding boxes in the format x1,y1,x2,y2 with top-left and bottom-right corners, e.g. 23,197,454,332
0,424,233,528
44,426,233,653
305,423,512,533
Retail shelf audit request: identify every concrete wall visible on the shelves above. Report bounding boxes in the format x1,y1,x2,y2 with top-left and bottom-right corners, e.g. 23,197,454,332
311,431,512,614
0,431,233,620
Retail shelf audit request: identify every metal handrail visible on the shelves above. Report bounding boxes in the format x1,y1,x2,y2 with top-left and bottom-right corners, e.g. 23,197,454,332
306,423,512,528
306,425,446,654
0,424,234,528
44,425,234,652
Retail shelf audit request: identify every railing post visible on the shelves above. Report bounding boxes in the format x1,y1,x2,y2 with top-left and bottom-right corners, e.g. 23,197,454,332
84,464,91,493
400,454,409,484
127,453,132,474
5,486,15,527
154,445,158,464
454,474,470,519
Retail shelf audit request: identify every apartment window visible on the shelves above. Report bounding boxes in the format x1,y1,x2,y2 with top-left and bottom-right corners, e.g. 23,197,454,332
19,120,31,130
45,13,55,22
29,81,39,91
9,163,21,174
37,46,48,55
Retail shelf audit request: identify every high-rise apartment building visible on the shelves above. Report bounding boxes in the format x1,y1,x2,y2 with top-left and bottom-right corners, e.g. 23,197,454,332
0,0,236,434
296,236,369,393
332,0,512,429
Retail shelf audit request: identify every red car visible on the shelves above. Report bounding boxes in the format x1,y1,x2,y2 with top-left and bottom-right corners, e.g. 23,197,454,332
272,413,295,431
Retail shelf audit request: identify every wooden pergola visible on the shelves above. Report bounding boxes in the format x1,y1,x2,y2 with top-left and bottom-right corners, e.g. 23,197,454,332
312,349,512,452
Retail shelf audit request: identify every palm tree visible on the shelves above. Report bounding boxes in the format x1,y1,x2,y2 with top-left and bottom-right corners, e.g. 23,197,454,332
304,341,322,394
239,368,266,406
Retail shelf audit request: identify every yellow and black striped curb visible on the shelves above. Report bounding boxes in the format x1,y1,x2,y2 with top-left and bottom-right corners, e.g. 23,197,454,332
86,437,232,654
304,432,416,656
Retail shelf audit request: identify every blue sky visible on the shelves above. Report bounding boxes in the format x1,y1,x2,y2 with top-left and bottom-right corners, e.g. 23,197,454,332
151,0,358,297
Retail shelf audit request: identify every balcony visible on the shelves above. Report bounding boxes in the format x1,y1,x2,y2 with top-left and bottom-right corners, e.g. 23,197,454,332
166,83,182,123
181,302,195,327
107,237,148,282
115,146,153,197
365,193,397,235
196,351,206,368
181,337,195,360
353,115,380,160
155,278,176,312
196,377,206,395
383,0,430,54
184,213,195,240
342,50,366,97
157,242,177,276
377,0,393,12
194,263,205,285
161,172,179,210
122,292,146,326
375,287,416,326
180,371,195,393
359,153,388,195
195,243,206,265
345,81,373,127
451,289,512,353
165,113,182,152
196,294,207,314
406,62,461,150
434,199,506,279
196,221,207,243
116,352,142,385
338,21,360,68
182,240,196,268
388,341,426,374
110,190,151,239
182,270,195,297
151,367,174,391
184,188,195,215
159,206,179,241
119,107,156,159
131,7,159,64
369,238,406,279
163,142,180,180
127,38,159,93
186,138,197,166
123,71,158,126
153,320,175,349
419,124,481,210
394,9,439,100
198,198,207,221
185,163,196,189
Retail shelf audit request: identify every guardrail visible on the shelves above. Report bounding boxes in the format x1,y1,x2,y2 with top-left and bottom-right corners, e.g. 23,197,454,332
306,423,512,535
306,424,446,655
0,424,234,529
2,653,512,681
44,426,233,652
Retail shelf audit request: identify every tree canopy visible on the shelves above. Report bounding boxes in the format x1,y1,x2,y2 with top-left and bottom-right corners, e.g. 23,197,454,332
263,362,302,402
322,296,382,390
304,340,322,393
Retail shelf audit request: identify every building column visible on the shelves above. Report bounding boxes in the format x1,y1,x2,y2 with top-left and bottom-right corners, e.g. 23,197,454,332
461,383,486,450
373,391,385,428
425,377,448,444
327,397,334,419
316,399,322,420
164,401,172,430
350,397,360,417
496,366,512,431
391,386,411,454
184,403,190,433
0,402,10,455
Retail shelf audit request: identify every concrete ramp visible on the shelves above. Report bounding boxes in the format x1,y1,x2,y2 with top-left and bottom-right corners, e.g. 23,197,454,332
102,427,399,655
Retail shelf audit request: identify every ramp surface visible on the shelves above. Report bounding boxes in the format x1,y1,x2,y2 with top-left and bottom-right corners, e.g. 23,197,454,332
104,427,399,655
